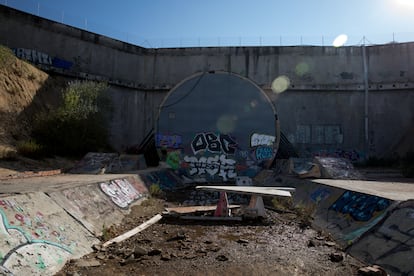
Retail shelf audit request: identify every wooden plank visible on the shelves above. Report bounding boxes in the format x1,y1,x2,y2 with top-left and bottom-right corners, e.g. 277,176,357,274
179,215,243,221
165,205,240,214
102,214,162,247
196,186,293,197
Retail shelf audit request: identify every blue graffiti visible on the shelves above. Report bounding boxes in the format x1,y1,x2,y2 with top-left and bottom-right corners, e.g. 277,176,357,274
255,146,273,160
141,170,180,191
330,191,390,221
310,187,331,202
156,133,182,149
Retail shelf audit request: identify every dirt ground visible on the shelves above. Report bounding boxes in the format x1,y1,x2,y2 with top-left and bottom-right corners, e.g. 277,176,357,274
55,192,367,276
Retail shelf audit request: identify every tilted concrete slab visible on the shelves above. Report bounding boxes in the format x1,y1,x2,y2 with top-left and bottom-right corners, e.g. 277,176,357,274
278,177,394,246
0,173,139,194
348,200,414,275
48,175,148,236
0,192,99,275
270,176,414,274
311,179,414,201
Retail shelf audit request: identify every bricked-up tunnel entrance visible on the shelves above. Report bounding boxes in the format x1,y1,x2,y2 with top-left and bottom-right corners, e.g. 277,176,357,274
156,71,279,183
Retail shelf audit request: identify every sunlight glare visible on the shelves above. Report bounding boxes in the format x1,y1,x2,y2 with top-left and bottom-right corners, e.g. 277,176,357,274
217,115,237,134
333,34,348,47
271,76,290,94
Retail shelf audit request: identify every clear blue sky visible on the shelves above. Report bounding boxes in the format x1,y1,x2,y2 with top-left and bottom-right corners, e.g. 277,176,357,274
3,0,414,47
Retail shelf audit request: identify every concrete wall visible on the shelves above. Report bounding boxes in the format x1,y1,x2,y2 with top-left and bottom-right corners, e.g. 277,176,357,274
0,5,413,158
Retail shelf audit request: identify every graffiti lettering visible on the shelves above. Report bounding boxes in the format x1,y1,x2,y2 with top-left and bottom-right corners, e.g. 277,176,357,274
250,133,275,147
330,191,390,221
141,170,181,191
13,48,73,70
184,154,236,181
156,133,182,149
0,209,72,271
99,179,143,209
166,151,180,170
191,133,237,154
255,146,273,160
310,188,331,203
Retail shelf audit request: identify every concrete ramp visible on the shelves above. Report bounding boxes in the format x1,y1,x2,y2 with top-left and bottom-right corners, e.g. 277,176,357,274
348,200,414,275
48,175,148,235
281,177,393,246
277,176,414,274
0,192,98,275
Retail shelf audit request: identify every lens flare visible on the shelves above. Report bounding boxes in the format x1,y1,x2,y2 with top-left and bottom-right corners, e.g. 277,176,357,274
295,62,309,76
333,34,348,47
217,115,237,134
271,75,290,94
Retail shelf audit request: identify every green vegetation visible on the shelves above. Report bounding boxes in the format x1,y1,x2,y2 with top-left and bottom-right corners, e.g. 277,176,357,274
16,140,43,158
32,80,113,157
149,183,163,198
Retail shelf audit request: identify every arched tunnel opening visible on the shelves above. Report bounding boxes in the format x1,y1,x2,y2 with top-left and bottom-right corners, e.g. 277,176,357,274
152,71,296,183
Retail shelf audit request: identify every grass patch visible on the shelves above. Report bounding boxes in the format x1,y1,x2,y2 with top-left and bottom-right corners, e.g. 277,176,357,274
0,45,15,69
16,140,44,159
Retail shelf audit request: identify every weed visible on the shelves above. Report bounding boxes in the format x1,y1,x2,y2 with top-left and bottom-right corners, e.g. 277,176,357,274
16,140,43,159
149,183,164,198
0,45,15,69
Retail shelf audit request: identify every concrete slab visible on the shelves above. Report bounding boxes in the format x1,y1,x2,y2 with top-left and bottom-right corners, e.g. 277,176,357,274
48,176,148,235
311,179,414,201
349,200,414,275
0,192,98,275
0,173,138,194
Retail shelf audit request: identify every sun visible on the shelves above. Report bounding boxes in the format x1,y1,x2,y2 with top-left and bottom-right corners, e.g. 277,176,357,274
394,0,414,9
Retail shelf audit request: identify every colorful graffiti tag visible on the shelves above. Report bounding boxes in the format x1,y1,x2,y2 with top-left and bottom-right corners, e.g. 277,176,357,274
156,134,183,149
329,191,390,221
13,48,73,70
0,200,73,273
250,133,275,147
310,187,331,203
254,146,273,161
183,154,237,181
191,133,237,155
140,170,182,191
99,178,144,209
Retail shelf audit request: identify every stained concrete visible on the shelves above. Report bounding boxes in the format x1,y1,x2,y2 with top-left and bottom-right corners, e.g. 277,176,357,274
0,192,98,275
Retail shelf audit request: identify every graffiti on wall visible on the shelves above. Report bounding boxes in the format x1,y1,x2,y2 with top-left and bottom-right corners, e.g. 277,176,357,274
13,48,73,70
312,149,363,162
329,191,390,222
141,170,182,191
0,200,72,272
99,178,144,209
166,151,181,170
349,201,414,275
183,154,237,181
156,133,183,149
250,133,275,147
191,133,237,155
254,146,273,161
310,187,331,203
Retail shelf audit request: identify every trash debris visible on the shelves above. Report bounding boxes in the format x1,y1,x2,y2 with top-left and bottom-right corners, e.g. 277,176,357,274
102,214,162,248
357,265,388,276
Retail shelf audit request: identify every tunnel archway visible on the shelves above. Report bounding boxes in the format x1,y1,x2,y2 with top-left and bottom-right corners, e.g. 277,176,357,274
156,71,279,183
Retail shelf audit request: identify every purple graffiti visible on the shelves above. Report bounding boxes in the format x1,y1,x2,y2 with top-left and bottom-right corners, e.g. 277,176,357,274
156,133,182,149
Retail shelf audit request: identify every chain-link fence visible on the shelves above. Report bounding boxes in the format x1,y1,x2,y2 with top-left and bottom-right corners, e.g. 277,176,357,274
3,0,414,48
